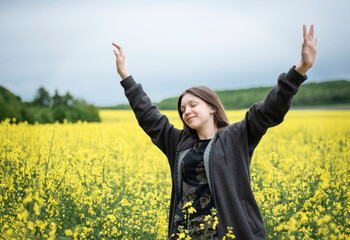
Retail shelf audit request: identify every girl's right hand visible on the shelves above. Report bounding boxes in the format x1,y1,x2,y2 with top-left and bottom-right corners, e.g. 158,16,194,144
295,25,317,76
112,43,129,79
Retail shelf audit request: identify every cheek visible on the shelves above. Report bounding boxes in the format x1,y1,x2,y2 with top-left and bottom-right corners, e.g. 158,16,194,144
181,112,187,122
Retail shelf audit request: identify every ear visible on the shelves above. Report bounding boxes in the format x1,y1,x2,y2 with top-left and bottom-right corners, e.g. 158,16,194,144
210,107,216,114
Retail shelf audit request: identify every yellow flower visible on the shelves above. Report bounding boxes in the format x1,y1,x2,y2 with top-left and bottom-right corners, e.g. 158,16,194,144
204,215,211,222
34,202,40,216
212,216,219,230
23,193,33,204
178,232,186,239
111,226,118,235
225,226,235,239
5,229,13,237
27,221,35,230
120,198,130,207
183,201,193,209
300,212,308,224
188,207,197,214
1,110,349,239
65,229,73,236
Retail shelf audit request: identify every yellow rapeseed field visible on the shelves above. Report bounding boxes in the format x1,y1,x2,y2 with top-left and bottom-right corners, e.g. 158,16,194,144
1,109,349,239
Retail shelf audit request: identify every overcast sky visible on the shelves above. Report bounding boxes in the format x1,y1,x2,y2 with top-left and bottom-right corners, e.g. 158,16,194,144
1,0,350,106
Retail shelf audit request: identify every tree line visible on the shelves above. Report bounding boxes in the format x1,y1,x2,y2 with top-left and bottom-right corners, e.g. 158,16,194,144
0,86,100,124
153,80,350,110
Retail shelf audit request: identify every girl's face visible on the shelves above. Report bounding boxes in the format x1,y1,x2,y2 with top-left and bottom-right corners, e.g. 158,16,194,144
180,93,216,132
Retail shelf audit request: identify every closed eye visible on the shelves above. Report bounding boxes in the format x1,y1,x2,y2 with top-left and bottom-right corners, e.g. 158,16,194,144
180,99,198,113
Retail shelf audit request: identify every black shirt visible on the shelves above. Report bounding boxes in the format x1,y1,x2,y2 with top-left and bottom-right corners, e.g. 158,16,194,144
171,139,219,240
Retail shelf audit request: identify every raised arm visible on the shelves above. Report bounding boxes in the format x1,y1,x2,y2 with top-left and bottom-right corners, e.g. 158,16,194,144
245,25,317,155
112,43,182,158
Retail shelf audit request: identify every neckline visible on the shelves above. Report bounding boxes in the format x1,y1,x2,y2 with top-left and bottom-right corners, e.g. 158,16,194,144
198,138,211,142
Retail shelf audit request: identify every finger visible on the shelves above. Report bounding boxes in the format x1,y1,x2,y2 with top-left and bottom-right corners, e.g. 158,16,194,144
303,24,307,39
112,43,120,54
314,37,317,46
112,43,125,56
112,42,119,51
302,37,307,49
113,49,120,57
308,24,314,40
112,43,122,54
112,42,120,48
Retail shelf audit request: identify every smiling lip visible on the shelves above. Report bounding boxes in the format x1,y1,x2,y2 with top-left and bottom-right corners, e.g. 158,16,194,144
187,116,196,122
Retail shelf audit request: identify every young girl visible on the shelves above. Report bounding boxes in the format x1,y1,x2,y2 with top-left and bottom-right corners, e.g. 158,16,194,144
112,25,317,239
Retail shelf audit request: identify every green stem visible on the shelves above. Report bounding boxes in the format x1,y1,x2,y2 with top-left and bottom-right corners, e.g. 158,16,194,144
201,224,210,240
45,125,56,187
187,212,190,231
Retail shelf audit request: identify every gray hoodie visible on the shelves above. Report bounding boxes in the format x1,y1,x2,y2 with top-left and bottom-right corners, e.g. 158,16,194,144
120,66,307,239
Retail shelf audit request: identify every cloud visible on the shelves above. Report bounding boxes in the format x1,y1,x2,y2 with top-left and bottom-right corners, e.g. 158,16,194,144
0,1,349,106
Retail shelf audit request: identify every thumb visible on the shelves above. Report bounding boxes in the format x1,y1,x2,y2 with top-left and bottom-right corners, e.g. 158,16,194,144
302,37,307,47
113,49,120,57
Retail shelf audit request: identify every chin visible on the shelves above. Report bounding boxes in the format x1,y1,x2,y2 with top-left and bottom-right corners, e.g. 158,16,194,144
188,124,200,131
185,123,195,129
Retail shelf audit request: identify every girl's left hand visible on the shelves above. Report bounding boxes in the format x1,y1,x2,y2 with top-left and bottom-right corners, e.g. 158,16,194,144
112,43,129,80
295,25,317,76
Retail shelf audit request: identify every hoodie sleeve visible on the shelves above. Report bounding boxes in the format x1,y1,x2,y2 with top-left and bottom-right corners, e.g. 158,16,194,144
245,66,307,156
120,75,182,157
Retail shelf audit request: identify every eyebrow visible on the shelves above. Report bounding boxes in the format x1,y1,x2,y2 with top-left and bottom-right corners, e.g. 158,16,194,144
180,99,196,109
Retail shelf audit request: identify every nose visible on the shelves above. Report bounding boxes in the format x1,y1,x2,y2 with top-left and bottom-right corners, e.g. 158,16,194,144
184,107,191,115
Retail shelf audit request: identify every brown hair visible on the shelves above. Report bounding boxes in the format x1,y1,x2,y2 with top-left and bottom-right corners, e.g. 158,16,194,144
177,86,230,138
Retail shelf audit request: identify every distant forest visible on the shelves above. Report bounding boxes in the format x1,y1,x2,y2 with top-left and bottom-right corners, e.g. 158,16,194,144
0,86,100,124
2,80,350,124
105,80,350,110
